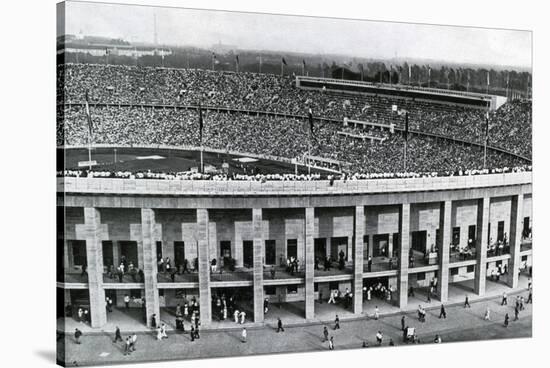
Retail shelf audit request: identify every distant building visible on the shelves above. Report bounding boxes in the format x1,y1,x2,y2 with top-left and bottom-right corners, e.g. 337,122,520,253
211,41,238,55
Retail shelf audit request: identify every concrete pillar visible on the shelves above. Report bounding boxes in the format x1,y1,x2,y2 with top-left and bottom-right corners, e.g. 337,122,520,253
507,194,524,289
304,207,315,320
141,209,160,328
347,237,353,262
197,209,212,327
475,198,490,295
64,240,72,270
388,234,394,258
113,242,121,267
252,208,264,323
368,234,374,258
437,201,451,302
326,237,331,258
353,206,365,314
64,289,71,305
83,208,107,328
397,203,410,309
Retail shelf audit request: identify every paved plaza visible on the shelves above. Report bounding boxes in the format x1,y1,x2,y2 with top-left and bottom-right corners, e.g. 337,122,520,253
58,280,532,366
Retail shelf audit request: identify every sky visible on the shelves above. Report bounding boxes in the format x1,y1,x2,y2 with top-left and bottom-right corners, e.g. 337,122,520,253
62,1,532,68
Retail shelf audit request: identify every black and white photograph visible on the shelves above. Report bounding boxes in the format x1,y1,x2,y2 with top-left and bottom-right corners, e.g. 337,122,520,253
54,1,535,366
5,0,541,366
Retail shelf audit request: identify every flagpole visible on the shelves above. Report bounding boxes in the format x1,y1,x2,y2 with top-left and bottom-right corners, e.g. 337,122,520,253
485,109,489,168
201,147,204,174
85,91,93,171
403,112,408,172
88,141,92,171
198,102,204,174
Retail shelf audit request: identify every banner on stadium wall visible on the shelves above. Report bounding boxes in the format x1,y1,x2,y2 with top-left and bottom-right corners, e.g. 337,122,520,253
78,160,97,167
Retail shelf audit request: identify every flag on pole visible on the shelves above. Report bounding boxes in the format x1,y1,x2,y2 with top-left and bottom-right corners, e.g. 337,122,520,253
282,57,287,66
487,71,490,86
198,102,203,144
405,114,409,140
308,107,314,136
408,64,412,81
485,111,490,144
235,54,239,72
212,53,220,65
85,91,93,142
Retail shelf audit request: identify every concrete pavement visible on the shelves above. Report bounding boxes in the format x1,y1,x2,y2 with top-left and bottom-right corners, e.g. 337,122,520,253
58,287,532,366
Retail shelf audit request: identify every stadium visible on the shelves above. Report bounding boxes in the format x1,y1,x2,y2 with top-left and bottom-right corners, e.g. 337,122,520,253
57,62,532,361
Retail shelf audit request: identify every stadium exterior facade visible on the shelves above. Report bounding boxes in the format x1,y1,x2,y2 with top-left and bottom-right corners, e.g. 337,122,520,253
57,171,532,329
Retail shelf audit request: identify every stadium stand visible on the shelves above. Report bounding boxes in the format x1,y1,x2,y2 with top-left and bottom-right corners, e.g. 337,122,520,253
57,64,532,176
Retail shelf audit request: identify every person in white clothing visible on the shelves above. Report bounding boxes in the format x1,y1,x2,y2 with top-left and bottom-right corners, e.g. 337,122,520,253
234,310,240,323
240,311,246,324
241,328,247,343
328,290,336,304
484,307,491,321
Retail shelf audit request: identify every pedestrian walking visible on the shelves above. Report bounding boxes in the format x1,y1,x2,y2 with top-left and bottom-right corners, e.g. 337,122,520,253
376,331,383,345
519,296,525,311
401,316,406,331
241,328,247,343
501,292,508,306
484,307,491,321
194,326,200,339
323,326,329,342
504,313,509,327
334,314,340,330
151,313,157,328
114,326,123,343
190,326,195,342
439,304,447,319
373,306,380,320
514,306,519,321
434,334,442,343
161,323,168,339
74,328,82,344
124,337,131,356
277,318,285,332
124,294,130,309
156,326,162,341
328,336,334,350
328,290,336,304
464,295,471,308
526,290,532,304
131,333,137,351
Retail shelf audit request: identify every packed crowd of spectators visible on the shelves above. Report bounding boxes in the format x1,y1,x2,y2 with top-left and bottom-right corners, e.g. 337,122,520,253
58,64,531,158
58,63,532,177
58,104,528,175
58,165,531,181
